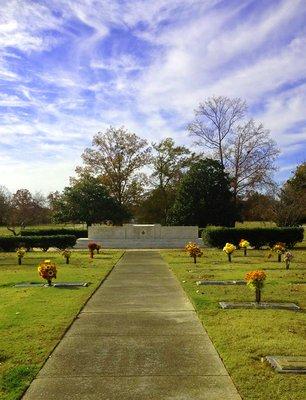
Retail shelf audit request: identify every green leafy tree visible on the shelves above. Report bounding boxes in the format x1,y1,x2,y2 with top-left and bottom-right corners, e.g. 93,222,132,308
274,162,306,226
53,176,130,227
136,138,198,223
0,186,11,226
168,159,236,227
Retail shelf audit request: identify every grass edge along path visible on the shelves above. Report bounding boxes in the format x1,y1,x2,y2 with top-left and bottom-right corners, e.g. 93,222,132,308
161,248,306,400
0,250,124,400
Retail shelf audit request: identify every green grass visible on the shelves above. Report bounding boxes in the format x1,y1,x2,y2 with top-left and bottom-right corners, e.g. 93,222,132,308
161,247,306,400
0,250,123,400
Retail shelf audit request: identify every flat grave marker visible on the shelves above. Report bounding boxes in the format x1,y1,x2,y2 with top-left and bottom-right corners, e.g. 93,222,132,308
14,282,89,288
266,356,306,374
197,280,246,286
219,301,300,311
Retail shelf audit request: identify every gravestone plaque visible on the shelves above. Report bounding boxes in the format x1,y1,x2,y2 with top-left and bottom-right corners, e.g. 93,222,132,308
53,282,89,288
266,356,306,374
197,280,246,286
219,302,300,311
14,283,44,288
14,282,89,288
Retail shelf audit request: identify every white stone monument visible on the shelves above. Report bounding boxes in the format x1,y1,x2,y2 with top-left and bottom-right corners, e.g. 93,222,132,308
76,224,201,249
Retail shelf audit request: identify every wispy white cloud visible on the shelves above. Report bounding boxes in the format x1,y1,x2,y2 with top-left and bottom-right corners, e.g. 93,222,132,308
0,0,305,192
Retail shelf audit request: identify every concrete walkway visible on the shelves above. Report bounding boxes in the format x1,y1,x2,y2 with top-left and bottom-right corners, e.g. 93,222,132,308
23,251,241,400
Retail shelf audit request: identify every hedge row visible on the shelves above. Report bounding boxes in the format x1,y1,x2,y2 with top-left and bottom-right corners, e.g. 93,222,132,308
21,228,87,239
0,235,77,252
202,227,304,249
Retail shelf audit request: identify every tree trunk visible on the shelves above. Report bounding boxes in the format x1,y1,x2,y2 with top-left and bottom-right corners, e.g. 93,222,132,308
193,255,197,264
47,279,52,286
18,257,21,265
228,253,232,262
66,257,69,264
278,254,281,262
285,261,290,270
244,248,247,256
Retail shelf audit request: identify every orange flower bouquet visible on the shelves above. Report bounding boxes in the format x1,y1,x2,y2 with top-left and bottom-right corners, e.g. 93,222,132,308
185,242,203,264
245,269,266,303
38,260,57,286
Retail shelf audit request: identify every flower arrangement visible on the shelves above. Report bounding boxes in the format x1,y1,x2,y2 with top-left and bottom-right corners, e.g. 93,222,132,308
38,260,57,286
283,251,293,270
272,242,286,262
185,242,203,264
88,242,101,258
16,247,26,265
62,249,71,264
223,243,236,262
239,239,250,256
245,269,266,303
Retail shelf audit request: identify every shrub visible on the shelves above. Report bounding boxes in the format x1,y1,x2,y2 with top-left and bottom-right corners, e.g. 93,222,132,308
202,226,304,249
20,228,87,239
0,235,77,252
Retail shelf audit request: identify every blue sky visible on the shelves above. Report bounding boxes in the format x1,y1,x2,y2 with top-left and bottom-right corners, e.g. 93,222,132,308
0,0,305,194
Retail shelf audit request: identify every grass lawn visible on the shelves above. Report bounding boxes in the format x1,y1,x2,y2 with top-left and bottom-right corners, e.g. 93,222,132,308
161,246,306,400
0,250,123,400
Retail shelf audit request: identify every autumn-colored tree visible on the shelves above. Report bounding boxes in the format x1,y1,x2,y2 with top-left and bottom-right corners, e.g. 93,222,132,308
76,126,151,209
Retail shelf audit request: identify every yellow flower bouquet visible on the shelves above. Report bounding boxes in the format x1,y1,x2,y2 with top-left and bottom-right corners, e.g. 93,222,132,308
16,247,26,265
185,242,203,264
62,249,71,264
223,242,236,262
272,242,286,262
245,269,266,303
239,239,250,256
38,260,57,286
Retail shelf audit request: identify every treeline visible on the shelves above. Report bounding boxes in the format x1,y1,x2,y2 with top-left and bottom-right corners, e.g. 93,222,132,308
1,96,305,230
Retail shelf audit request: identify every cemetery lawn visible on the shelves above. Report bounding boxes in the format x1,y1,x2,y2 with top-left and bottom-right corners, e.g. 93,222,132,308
0,250,123,400
161,247,306,400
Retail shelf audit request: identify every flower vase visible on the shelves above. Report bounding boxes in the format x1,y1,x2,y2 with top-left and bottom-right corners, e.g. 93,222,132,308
255,287,261,303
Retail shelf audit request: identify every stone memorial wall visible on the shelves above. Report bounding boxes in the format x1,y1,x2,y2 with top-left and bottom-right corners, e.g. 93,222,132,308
76,224,200,249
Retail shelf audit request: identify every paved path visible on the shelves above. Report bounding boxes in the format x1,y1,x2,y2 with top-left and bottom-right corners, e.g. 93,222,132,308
23,251,241,400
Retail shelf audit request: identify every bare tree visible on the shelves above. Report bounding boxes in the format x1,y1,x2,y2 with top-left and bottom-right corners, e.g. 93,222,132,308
188,96,246,168
225,120,279,200
76,126,152,207
188,96,279,201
